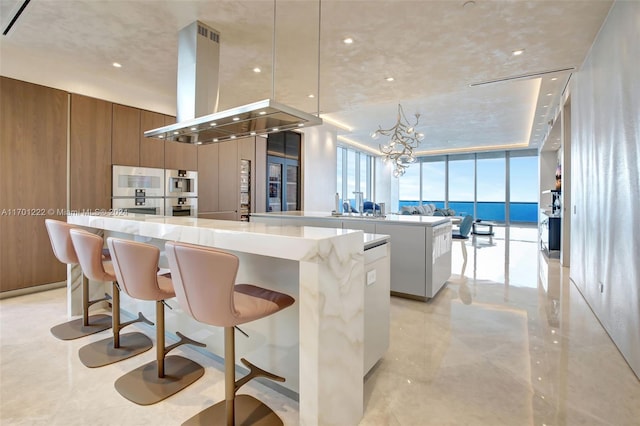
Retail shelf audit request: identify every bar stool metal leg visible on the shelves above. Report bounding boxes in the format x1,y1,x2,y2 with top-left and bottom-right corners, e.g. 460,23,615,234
78,282,154,368
50,274,112,340
183,326,285,426
114,300,205,405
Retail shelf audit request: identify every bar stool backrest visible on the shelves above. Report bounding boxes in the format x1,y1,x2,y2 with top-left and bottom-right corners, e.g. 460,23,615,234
45,219,79,265
69,229,114,282
165,241,239,327
106,237,170,301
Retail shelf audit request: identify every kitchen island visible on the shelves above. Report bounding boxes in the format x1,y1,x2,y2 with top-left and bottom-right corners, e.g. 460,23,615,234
252,211,453,300
67,213,389,426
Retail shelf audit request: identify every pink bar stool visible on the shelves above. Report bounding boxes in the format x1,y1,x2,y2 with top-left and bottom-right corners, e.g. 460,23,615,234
165,241,295,426
69,229,153,368
107,237,205,406
45,219,111,340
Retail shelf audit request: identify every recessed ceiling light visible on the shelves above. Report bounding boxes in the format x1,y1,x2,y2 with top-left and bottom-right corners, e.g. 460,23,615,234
551,77,558,81
232,117,240,121
463,1,476,8
308,94,315,98
173,131,179,135
250,131,256,136
230,135,236,139
543,105,548,108
158,135,164,139
298,123,305,127
259,111,266,115
253,67,261,73
546,93,552,96
512,49,525,56
213,138,219,142
190,127,197,131
209,122,217,126
272,127,279,132
112,62,122,68
343,37,353,44
385,77,394,82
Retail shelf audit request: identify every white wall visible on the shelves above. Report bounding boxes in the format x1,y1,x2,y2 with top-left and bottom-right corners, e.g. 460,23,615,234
374,157,393,211
301,125,337,211
570,0,640,378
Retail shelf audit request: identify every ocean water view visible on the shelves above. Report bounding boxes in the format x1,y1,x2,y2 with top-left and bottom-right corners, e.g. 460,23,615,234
399,200,538,223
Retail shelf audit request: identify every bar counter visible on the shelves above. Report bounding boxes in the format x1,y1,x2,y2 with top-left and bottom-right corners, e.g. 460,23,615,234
67,213,386,426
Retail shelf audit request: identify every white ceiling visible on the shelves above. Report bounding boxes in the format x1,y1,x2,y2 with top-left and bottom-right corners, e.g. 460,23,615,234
0,0,612,155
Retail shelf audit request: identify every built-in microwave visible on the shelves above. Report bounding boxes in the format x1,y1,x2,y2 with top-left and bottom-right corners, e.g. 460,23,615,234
165,169,197,198
113,165,165,198
112,197,164,216
165,197,197,217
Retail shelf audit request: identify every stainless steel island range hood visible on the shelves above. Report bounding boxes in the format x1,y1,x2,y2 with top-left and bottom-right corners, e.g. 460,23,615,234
144,21,322,145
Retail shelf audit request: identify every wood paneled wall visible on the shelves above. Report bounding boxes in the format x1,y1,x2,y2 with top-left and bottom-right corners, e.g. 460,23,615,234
70,94,112,210
0,77,67,291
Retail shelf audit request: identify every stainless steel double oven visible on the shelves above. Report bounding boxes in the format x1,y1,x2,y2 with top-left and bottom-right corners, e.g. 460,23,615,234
112,166,198,217
164,169,197,217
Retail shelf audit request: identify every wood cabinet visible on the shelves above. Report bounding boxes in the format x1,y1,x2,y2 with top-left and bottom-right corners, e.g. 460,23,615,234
197,143,219,212
197,137,257,220
164,115,197,171
139,110,165,168
218,140,239,214
111,104,140,166
0,77,68,292
69,94,112,210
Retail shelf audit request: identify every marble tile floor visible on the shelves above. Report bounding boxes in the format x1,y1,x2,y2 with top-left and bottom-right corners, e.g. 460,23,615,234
1,226,639,425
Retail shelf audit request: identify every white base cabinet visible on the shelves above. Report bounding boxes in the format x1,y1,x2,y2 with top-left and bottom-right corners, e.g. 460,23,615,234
251,212,452,300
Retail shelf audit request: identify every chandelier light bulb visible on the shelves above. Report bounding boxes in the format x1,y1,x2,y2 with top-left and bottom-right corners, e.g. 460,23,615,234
370,131,380,140
417,132,425,141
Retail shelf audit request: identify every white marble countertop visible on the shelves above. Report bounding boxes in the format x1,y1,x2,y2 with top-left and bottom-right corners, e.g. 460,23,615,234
68,213,390,260
68,213,367,262
251,210,451,226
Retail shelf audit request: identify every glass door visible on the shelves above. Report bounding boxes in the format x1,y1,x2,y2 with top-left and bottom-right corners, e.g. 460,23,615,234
267,155,300,211
286,164,299,211
268,161,282,212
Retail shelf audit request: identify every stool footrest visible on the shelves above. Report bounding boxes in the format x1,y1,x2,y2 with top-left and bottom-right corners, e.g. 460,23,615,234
119,312,154,331
87,293,111,307
235,357,285,393
164,331,206,357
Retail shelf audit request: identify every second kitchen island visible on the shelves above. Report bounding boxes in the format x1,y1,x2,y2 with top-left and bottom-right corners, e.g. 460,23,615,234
252,211,452,300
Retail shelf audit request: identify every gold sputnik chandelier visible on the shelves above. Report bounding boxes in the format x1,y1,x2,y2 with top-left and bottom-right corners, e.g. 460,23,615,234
372,104,424,177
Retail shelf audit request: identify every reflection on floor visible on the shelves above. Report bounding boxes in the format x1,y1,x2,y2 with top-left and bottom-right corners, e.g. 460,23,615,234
2,226,639,425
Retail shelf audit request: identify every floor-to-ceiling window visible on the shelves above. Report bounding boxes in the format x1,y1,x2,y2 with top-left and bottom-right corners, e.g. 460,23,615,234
509,151,539,222
395,149,538,223
476,152,506,221
421,156,446,209
398,163,420,208
336,146,374,212
448,154,475,216
336,147,343,197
